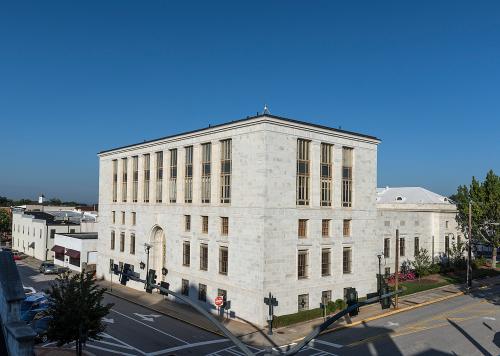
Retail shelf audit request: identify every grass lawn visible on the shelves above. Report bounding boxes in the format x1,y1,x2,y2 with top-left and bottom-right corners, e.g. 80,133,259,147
392,267,500,296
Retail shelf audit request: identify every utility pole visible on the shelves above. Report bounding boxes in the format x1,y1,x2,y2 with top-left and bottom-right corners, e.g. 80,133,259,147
395,229,399,309
467,201,472,292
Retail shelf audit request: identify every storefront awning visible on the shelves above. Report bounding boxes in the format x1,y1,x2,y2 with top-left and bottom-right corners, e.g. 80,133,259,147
51,245,65,253
65,249,80,259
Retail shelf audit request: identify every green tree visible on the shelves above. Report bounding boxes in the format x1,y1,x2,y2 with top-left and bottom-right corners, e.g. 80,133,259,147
455,170,500,268
412,248,433,279
46,272,113,356
0,209,11,237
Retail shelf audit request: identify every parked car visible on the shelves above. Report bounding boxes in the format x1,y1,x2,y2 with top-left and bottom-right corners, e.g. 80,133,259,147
39,262,68,274
12,251,23,260
21,293,48,315
0,247,12,252
23,285,37,296
21,307,48,323
30,315,52,343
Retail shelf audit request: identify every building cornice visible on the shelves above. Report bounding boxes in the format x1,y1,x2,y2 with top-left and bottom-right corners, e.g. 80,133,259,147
98,114,381,157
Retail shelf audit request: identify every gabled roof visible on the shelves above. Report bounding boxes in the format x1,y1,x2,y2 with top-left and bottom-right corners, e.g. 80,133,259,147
376,187,454,205
99,113,380,155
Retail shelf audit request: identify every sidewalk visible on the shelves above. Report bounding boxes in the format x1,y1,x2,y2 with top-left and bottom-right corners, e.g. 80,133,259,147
101,274,500,348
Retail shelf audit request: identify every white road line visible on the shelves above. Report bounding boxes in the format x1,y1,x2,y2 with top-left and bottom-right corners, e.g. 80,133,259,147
110,309,188,344
94,339,134,350
147,338,230,355
310,339,344,349
226,347,245,356
41,341,58,347
85,344,139,356
98,332,147,355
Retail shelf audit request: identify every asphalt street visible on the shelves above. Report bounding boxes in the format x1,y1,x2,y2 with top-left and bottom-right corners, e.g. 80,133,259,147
17,259,500,355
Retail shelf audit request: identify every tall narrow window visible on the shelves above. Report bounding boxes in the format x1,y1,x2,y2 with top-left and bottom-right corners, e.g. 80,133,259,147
185,146,193,203
298,219,308,238
384,238,390,258
131,212,136,225
298,294,309,312
183,242,190,266
219,246,228,275
201,143,211,203
320,143,333,206
342,147,353,207
112,211,115,224
156,151,163,203
296,139,310,205
220,139,232,204
198,283,207,301
120,232,125,252
322,219,330,237
343,247,352,274
400,238,405,257
132,156,139,202
121,158,128,202
445,235,450,255
130,233,135,255
343,219,351,237
181,279,189,296
110,231,115,250
202,216,208,234
112,160,118,202
143,154,150,202
414,237,419,256
221,217,229,236
184,215,191,232
298,250,308,279
321,248,331,276
200,244,208,271
169,149,177,203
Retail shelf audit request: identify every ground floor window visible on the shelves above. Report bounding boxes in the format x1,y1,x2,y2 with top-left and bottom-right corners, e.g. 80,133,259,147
69,257,80,267
181,279,189,296
298,294,309,312
55,252,64,261
321,290,332,304
198,283,207,302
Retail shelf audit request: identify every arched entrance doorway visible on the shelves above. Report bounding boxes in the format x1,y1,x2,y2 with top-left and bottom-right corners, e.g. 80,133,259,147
150,226,166,280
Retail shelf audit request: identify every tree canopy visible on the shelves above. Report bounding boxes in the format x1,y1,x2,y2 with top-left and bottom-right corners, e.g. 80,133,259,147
46,272,113,355
454,170,500,266
0,209,11,234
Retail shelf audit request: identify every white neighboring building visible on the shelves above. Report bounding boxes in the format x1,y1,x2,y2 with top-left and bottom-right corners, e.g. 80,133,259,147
376,187,461,274
11,211,82,261
53,233,98,273
96,113,380,326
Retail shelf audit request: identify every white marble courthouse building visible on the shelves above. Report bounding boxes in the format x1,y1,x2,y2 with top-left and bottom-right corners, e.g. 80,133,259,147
96,114,380,326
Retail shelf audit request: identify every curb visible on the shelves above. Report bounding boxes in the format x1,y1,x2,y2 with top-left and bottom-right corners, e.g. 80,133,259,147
103,289,227,339
291,290,465,342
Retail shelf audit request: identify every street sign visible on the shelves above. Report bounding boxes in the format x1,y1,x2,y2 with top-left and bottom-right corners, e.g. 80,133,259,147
215,295,224,307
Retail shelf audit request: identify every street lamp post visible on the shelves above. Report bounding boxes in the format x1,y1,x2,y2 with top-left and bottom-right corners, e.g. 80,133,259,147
376,252,383,294
144,243,152,290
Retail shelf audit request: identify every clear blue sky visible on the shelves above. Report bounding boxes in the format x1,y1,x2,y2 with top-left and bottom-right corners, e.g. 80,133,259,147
1,1,499,204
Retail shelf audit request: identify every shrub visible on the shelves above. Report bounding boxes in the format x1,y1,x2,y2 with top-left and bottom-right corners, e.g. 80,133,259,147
412,248,433,277
473,256,487,269
334,298,346,311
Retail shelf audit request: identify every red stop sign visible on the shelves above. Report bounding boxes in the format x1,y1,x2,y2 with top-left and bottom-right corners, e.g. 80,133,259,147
215,295,224,307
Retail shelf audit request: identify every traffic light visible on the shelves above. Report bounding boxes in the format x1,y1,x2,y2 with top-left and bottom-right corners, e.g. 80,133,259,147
346,287,359,317
146,269,157,294
120,263,131,285
159,281,169,296
380,285,391,309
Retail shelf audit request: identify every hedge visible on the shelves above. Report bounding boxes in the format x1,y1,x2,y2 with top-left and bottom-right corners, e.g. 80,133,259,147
272,299,346,328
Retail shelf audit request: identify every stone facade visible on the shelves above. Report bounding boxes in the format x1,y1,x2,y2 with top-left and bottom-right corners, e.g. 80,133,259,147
97,114,380,326
376,187,461,275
